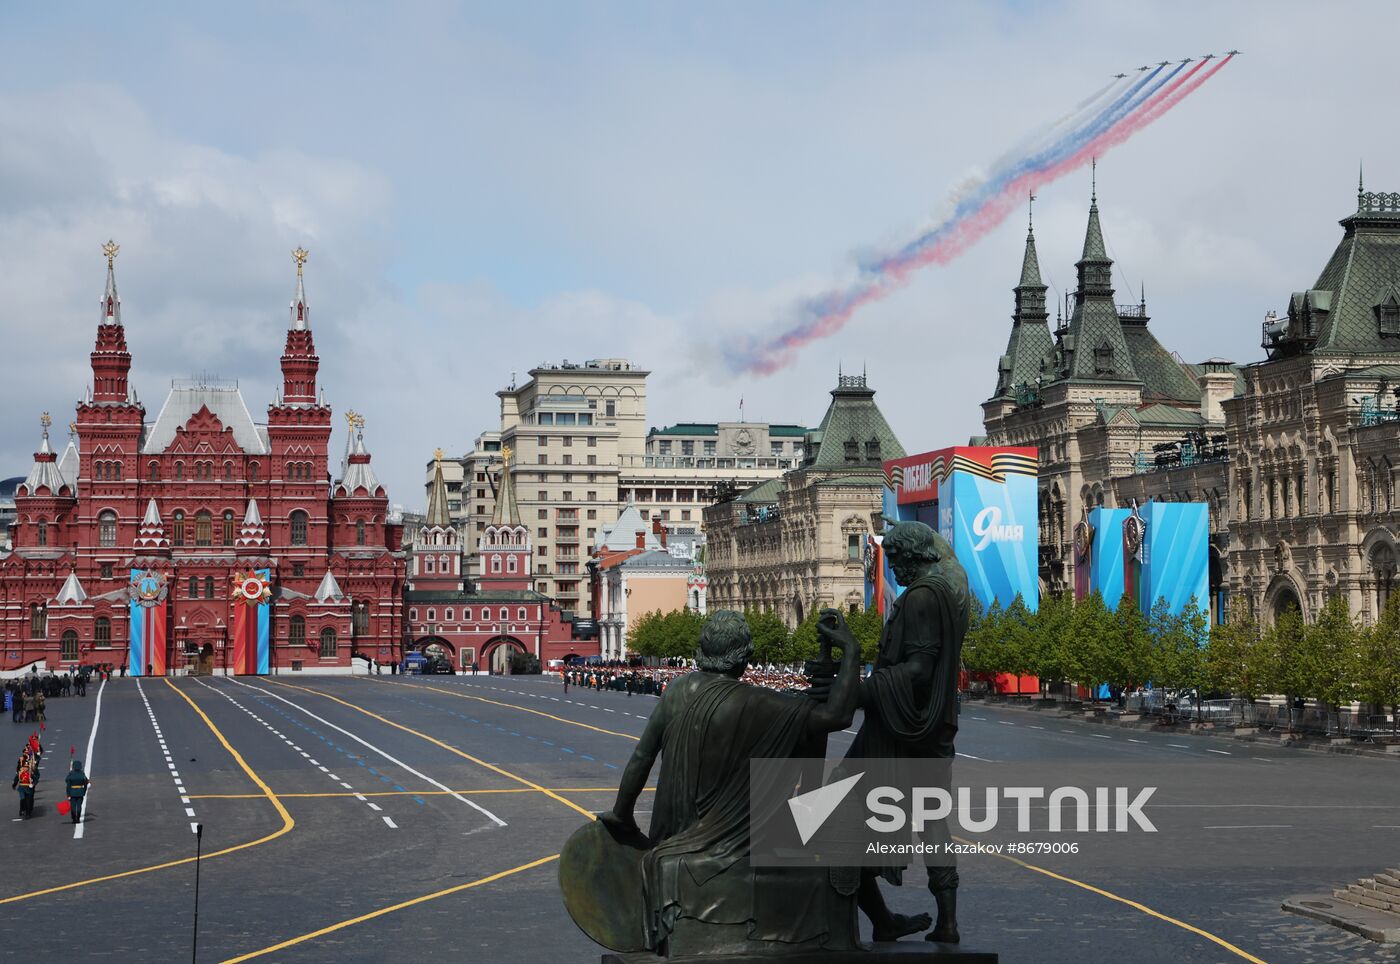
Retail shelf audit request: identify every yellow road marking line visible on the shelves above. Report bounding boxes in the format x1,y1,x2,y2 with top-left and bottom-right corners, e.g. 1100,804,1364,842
189,787,654,800
364,675,642,741
958,837,1267,963
219,854,560,963
267,679,598,820
0,679,293,905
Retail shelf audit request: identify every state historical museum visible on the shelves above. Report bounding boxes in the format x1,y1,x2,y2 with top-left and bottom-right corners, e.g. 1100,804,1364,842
2,245,406,675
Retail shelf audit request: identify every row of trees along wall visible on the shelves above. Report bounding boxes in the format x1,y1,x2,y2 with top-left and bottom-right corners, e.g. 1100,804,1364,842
963,592,1400,732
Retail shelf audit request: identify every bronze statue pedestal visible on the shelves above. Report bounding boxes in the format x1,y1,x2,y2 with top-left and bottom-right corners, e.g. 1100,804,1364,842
602,944,998,963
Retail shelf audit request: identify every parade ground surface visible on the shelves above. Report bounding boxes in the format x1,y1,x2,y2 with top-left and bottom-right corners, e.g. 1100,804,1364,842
3,674,1398,964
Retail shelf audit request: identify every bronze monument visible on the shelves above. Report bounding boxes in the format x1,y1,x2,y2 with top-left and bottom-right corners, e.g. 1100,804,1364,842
560,521,979,961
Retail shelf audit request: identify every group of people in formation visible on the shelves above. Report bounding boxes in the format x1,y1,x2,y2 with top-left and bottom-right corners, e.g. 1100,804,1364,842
561,662,817,697
13,732,91,822
564,667,670,696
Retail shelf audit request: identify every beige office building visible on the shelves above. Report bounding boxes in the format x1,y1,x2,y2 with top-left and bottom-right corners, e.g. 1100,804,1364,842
428,360,807,618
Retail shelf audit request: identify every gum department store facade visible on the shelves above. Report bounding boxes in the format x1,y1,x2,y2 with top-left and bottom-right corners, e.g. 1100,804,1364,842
1,247,407,673
982,183,1400,626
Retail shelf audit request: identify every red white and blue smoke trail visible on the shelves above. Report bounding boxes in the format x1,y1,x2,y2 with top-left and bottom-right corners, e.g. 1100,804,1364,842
729,54,1236,376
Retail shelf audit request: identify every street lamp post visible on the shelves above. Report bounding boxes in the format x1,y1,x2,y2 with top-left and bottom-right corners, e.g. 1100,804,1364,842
215,620,224,678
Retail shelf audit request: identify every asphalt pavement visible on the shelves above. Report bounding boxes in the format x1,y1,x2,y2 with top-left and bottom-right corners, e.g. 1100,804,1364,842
1,673,1396,963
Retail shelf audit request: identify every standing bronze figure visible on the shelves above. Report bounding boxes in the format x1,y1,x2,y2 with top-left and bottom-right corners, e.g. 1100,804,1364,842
824,521,970,944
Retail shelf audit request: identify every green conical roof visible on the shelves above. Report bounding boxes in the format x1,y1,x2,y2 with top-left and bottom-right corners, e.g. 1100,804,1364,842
491,451,521,526
1080,196,1108,263
806,374,905,470
993,226,1054,399
1019,227,1044,288
426,456,451,527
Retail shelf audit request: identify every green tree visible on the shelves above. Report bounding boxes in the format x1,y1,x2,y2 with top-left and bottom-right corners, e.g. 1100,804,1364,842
1261,605,1307,731
1110,596,1152,692
660,608,706,660
744,608,791,665
844,606,885,665
1203,599,1268,700
961,596,1002,676
789,609,822,665
1001,594,1036,686
1064,592,1115,700
1149,597,1204,696
627,609,665,658
1302,595,1358,730
1354,593,1400,735
1027,591,1074,696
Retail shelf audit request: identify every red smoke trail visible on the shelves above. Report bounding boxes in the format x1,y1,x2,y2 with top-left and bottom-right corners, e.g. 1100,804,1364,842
742,55,1234,376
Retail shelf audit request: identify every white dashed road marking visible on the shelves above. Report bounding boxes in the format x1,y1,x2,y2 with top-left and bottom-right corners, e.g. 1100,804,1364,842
135,678,199,836
225,677,506,828
191,678,392,828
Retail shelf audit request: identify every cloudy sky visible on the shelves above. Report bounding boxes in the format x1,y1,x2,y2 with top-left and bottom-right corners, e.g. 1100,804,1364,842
1,2,1393,508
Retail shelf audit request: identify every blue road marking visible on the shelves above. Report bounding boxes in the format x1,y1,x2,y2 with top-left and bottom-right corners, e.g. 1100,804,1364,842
393,784,405,791
413,797,426,806
561,747,574,754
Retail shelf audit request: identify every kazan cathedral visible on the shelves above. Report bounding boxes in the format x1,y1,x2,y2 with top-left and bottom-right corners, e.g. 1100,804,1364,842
1,245,406,675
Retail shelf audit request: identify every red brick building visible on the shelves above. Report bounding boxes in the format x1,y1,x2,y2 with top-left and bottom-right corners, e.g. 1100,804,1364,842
1,245,406,675
404,450,588,671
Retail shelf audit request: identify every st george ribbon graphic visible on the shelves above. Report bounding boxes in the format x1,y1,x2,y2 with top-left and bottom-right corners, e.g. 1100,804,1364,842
230,569,272,675
729,53,1238,375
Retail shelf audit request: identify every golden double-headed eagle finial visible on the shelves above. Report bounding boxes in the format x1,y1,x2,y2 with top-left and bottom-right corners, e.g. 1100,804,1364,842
40,412,52,431
345,409,359,430
501,445,512,465
292,247,309,275
101,240,120,268
433,447,445,462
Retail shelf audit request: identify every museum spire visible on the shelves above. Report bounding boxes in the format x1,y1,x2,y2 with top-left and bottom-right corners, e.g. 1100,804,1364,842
90,240,133,403
279,247,320,405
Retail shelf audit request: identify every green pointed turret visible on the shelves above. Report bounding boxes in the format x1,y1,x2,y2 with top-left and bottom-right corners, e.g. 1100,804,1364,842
994,219,1055,400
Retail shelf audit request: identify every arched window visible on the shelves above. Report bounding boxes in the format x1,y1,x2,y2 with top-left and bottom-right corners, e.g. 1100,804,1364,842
517,607,526,621
224,461,234,481
355,520,366,546
95,616,111,647
424,557,435,574
61,630,78,661
195,510,212,546
499,607,508,622
249,462,260,482
352,603,369,637
426,609,436,622
204,576,215,599
444,608,454,622
174,461,185,480
290,510,308,546
289,615,306,648
507,554,517,574
113,461,122,480
222,510,235,546
29,603,47,638
99,509,118,547
320,628,337,658
36,519,48,547
491,555,502,574
188,576,199,598
172,511,185,546
149,462,160,481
